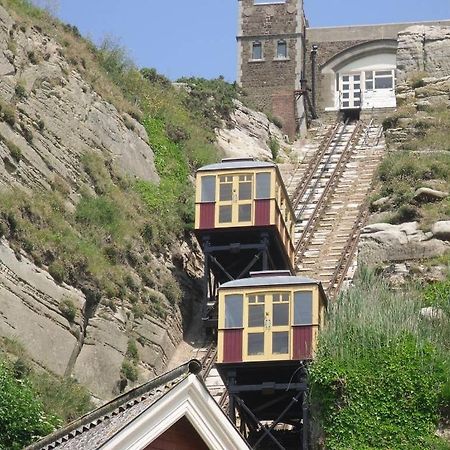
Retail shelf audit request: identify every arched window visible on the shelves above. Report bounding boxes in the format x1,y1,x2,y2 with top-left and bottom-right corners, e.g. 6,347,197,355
276,40,287,59
251,41,263,60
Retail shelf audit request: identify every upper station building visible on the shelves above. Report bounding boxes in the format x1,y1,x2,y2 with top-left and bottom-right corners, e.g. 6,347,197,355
237,0,450,138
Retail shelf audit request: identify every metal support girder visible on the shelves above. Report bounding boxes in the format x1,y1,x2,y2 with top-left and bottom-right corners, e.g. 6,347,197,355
253,390,303,449
234,397,285,450
228,382,307,393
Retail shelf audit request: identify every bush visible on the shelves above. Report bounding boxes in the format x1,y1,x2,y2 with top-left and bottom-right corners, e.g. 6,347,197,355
310,272,450,450
0,359,59,449
121,359,138,382
6,140,22,162
49,261,65,284
14,82,27,99
268,136,280,160
126,339,139,363
59,297,77,322
0,100,16,126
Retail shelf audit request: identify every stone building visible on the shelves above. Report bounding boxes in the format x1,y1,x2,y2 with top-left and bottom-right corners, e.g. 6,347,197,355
237,1,450,132
237,0,307,139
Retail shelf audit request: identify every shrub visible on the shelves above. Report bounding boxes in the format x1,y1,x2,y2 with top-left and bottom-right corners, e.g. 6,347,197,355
268,136,280,160
49,261,65,284
310,272,450,450
14,82,27,99
121,359,138,382
140,67,171,86
0,100,16,126
126,339,139,363
59,297,77,322
0,359,59,449
6,140,22,162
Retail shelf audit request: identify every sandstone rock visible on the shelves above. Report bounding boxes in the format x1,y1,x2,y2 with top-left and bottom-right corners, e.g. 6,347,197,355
413,187,448,203
431,221,450,241
397,26,450,83
371,196,391,209
215,100,292,161
420,307,445,320
359,221,450,265
0,4,159,195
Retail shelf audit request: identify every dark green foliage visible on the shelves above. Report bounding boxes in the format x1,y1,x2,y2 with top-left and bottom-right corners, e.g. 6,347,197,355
59,297,77,322
126,339,139,364
6,140,22,162
121,359,138,382
0,360,59,449
49,261,65,284
268,136,280,160
176,76,240,129
14,82,27,99
140,67,171,86
310,273,450,450
388,204,420,224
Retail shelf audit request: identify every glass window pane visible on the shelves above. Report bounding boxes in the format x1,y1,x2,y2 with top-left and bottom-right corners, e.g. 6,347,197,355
342,75,349,82
366,81,374,90
375,70,392,76
375,77,393,89
342,92,349,99
342,101,349,108
342,84,349,90
239,181,252,200
281,293,289,302
353,75,360,81
354,91,361,98
252,42,262,60
248,304,264,327
201,176,216,202
273,303,289,326
220,183,232,201
354,84,360,90
225,294,243,328
256,172,271,199
272,332,289,354
239,204,251,222
365,71,373,80
294,291,313,325
248,333,264,355
277,41,287,58
219,205,232,223
354,101,361,107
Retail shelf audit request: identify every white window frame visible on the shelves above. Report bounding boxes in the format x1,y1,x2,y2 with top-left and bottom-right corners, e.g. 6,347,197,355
275,40,288,60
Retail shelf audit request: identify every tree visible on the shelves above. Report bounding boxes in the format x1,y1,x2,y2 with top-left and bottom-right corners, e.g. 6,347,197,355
0,360,59,449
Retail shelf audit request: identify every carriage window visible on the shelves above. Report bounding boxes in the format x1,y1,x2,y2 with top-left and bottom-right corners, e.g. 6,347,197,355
248,294,265,327
248,333,264,355
272,331,289,354
219,176,232,201
256,173,271,199
293,291,313,325
273,292,289,326
219,205,232,223
239,175,253,200
201,176,216,202
239,204,252,222
225,294,243,328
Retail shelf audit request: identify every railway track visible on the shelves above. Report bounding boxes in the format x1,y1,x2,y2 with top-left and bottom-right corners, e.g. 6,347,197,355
292,119,385,295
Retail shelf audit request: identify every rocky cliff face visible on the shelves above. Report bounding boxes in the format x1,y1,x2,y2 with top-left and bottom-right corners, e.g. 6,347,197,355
0,4,290,402
397,25,450,83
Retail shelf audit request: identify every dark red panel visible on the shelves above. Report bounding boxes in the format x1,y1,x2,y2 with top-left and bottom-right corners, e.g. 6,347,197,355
255,199,271,226
292,326,313,360
223,329,243,363
199,203,215,229
145,417,208,450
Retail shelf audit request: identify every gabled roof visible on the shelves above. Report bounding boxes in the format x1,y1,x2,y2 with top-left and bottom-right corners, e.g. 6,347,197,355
197,160,275,172
28,360,250,450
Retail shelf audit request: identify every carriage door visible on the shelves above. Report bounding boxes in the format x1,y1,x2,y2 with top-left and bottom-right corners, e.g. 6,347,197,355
218,174,253,225
340,73,361,109
245,292,290,360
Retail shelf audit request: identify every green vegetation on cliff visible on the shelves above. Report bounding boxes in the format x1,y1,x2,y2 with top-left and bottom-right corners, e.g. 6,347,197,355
310,271,450,450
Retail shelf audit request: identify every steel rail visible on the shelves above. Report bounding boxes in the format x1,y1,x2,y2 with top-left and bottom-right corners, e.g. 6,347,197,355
291,120,341,210
200,341,217,380
295,121,364,258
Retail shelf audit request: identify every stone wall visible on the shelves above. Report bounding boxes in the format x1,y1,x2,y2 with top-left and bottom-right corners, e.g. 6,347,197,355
305,20,450,114
237,0,305,138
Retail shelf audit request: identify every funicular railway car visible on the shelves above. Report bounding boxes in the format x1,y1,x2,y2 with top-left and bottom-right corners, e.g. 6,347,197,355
194,158,295,323
214,270,328,446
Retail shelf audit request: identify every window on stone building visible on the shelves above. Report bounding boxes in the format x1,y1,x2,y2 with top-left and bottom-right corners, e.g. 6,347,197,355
251,41,263,60
276,40,287,59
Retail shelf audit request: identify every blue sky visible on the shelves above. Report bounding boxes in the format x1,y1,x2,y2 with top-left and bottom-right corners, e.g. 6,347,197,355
34,0,450,82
